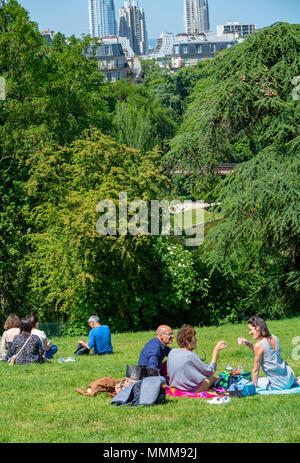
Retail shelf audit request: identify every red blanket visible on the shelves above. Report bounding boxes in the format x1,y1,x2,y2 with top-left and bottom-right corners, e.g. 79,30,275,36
165,387,226,399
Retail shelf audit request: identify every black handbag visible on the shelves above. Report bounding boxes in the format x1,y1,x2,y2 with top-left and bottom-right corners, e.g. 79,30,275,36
145,366,161,377
74,344,90,355
126,365,160,380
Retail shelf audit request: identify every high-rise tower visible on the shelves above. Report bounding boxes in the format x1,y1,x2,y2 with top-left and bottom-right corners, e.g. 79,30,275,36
118,0,148,55
89,0,117,38
184,0,210,35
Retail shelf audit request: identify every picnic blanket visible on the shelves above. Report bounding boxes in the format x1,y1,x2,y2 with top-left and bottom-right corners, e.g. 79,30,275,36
165,387,225,399
256,385,300,395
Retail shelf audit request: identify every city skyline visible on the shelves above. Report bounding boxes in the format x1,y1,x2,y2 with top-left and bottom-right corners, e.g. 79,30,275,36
88,0,117,37
118,1,148,55
18,0,300,39
184,0,210,34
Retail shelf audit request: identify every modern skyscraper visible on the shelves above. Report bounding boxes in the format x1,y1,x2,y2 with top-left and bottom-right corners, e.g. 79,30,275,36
184,0,210,35
89,0,117,38
118,0,148,55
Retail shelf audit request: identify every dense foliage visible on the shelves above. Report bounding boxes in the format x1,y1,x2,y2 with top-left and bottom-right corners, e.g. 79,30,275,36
141,59,204,122
111,80,177,153
0,0,112,324
165,22,300,318
165,22,300,196
0,1,210,332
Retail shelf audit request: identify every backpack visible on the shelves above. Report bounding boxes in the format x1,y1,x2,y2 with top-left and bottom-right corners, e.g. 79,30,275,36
228,378,256,398
74,343,90,355
111,376,166,407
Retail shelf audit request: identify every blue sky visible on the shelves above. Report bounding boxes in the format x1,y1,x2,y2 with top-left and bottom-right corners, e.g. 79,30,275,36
18,0,300,38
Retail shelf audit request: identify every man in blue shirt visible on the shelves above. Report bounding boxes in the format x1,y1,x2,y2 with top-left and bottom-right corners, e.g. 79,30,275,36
138,325,174,374
78,316,113,355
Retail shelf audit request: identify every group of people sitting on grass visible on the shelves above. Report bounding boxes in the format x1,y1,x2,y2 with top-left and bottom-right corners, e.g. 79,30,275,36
1,312,296,391
140,318,296,391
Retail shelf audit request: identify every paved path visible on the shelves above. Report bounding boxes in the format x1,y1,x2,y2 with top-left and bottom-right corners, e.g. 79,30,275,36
171,201,221,213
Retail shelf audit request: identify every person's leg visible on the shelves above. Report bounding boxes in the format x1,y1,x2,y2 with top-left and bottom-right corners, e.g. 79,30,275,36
45,345,58,359
197,375,218,392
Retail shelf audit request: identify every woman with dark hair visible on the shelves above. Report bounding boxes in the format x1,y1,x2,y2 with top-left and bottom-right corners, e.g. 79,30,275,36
11,318,45,365
238,315,295,390
167,324,227,393
30,315,58,359
1,314,21,360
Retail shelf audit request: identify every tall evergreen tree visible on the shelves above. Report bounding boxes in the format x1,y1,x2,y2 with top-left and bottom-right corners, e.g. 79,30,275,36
165,22,300,317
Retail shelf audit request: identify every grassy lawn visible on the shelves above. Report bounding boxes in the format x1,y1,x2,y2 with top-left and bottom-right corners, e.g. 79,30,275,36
172,208,224,241
173,208,220,226
0,318,299,443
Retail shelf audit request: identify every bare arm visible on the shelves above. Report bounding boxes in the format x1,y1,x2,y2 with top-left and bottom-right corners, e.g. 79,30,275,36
238,337,254,351
252,342,264,386
78,340,90,350
1,333,6,351
43,338,50,351
79,330,94,351
211,341,227,364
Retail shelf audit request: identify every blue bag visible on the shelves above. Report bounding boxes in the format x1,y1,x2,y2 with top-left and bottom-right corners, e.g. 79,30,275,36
228,378,256,397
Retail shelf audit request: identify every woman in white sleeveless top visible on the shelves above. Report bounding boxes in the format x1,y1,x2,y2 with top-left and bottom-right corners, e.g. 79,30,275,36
238,315,295,390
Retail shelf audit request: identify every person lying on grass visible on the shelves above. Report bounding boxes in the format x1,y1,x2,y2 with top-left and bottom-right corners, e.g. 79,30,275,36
238,315,295,390
167,324,227,393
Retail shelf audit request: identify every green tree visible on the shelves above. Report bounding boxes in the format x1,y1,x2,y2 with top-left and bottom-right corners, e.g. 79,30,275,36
147,66,205,122
0,0,111,321
26,130,171,332
204,146,300,319
111,80,177,153
140,59,168,84
141,59,206,123
182,22,300,318
165,23,300,198
0,0,47,320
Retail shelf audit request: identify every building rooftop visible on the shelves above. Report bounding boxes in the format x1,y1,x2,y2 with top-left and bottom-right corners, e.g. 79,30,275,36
174,33,236,43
